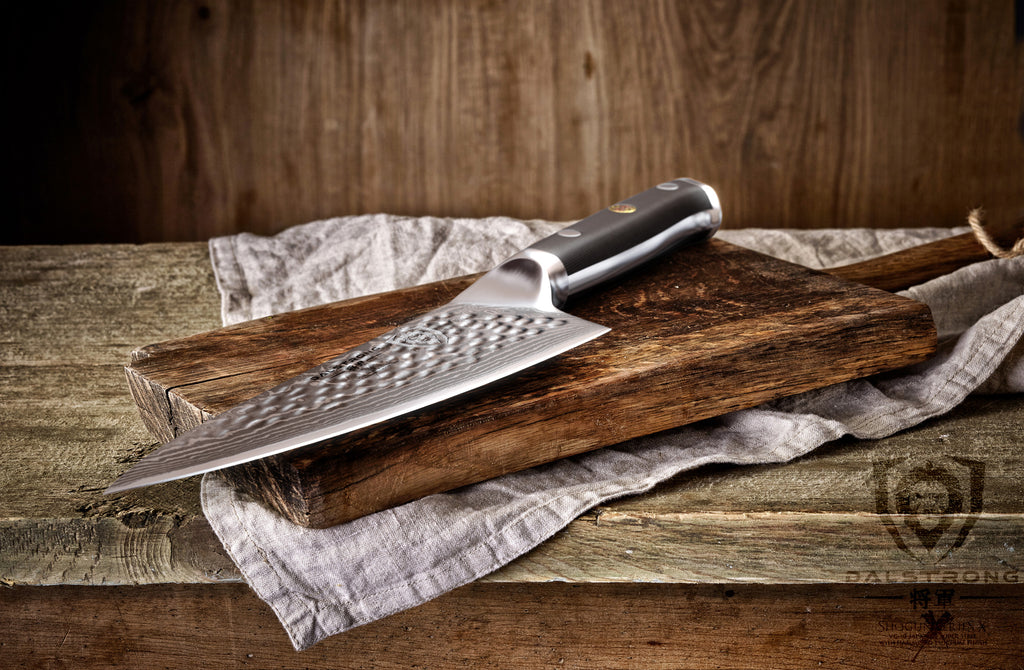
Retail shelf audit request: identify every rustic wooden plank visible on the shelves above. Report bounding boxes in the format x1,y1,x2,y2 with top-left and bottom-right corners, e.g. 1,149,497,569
0,244,225,584
491,511,1023,585
0,516,232,586
2,582,1022,668
4,384,1018,587
6,1,1023,244
0,243,220,519
0,364,206,519
1,243,1020,592
490,394,1024,584
121,240,937,527
3,389,1020,587
608,394,1024,517
0,243,221,366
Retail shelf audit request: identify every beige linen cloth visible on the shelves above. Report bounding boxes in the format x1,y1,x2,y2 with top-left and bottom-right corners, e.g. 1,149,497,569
203,218,1023,650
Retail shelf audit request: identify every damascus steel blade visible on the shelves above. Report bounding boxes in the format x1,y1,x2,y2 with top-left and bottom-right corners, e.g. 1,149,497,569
105,303,606,493
106,178,721,493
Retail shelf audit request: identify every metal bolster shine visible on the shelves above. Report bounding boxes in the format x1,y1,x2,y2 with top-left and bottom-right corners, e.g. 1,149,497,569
451,249,570,312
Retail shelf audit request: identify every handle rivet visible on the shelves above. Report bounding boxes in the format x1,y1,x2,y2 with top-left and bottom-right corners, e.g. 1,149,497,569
557,228,582,238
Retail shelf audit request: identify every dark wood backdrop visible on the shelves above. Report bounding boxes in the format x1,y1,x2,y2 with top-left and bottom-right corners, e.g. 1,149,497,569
3,0,1022,244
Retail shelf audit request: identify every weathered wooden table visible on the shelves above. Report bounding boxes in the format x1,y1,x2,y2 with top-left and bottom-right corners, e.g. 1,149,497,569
2,243,1022,668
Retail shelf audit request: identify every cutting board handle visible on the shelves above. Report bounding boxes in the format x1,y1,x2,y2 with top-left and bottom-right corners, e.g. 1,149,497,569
826,232,993,292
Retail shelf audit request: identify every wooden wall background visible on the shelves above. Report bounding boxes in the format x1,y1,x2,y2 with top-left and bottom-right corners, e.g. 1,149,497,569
3,0,1022,244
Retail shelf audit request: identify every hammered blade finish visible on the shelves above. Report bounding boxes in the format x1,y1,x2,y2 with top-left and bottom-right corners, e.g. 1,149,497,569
106,304,607,492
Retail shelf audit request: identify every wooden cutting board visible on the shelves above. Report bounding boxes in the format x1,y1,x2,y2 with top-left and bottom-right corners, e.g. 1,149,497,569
124,237,950,527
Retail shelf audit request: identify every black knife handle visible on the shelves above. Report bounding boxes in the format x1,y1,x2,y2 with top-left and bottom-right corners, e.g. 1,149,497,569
527,178,721,298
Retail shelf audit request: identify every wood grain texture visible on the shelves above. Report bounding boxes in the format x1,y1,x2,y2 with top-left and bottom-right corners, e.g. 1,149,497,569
4,389,1020,587
1,243,1020,593
495,511,1023,584
4,0,1023,244
3,242,1023,668
122,240,936,527
3,582,1022,668
0,244,220,518
827,233,994,292
0,244,228,585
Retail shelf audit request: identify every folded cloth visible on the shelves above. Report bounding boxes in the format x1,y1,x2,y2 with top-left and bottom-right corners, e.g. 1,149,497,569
202,219,1023,650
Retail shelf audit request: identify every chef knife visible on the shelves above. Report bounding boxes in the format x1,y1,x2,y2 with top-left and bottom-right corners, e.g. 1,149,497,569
105,178,721,494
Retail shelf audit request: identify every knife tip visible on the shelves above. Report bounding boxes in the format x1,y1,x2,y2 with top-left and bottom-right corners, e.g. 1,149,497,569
103,482,129,495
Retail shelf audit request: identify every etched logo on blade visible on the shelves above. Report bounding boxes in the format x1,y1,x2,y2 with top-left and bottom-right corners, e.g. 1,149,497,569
310,348,388,381
388,327,448,347
309,327,449,382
